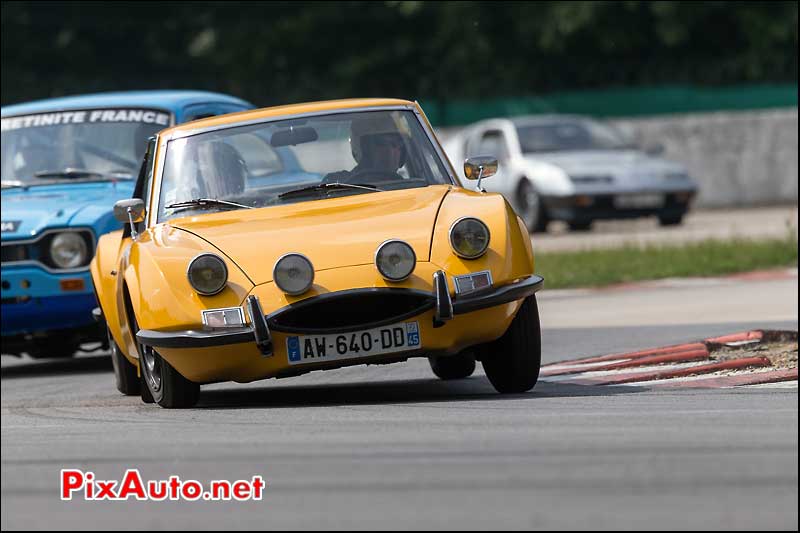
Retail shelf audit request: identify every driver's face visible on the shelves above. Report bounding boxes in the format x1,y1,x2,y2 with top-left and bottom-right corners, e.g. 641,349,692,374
366,134,403,170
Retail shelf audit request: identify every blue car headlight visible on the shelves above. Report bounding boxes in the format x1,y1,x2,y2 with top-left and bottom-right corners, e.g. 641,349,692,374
49,232,89,269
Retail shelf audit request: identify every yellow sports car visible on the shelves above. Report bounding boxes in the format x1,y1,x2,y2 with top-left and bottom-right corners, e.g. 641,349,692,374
91,99,544,408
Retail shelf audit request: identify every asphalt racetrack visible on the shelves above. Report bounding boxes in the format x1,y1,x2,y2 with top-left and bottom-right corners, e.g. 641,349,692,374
2,268,797,530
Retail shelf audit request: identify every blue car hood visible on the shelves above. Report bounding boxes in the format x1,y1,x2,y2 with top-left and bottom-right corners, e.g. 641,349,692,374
1,182,134,240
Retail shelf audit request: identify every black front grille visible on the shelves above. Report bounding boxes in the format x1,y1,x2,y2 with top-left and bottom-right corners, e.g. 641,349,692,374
1,244,28,263
268,288,434,334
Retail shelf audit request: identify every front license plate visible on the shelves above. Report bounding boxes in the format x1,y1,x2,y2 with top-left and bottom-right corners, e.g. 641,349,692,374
286,321,422,365
614,193,664,209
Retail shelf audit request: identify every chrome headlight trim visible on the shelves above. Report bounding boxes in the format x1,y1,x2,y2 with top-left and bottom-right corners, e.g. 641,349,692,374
49,231,89,269
449,217,490,259
375,239,416,282
273,253,315,296
187,253,229,296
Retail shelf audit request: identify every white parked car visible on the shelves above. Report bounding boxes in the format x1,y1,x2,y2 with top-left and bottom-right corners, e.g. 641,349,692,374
443,115,698,232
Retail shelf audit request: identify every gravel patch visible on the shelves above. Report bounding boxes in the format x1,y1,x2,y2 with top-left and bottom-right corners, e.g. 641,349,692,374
711,332,798,369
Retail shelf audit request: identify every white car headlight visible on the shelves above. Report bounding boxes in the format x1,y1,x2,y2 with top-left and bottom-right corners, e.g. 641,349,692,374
187,253,228,296
274,253,314,295
375,240,416,281
49,232,89,269
449,217,490,259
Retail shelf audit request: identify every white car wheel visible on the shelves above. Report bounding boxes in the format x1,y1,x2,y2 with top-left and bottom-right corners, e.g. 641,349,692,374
517,181,547,233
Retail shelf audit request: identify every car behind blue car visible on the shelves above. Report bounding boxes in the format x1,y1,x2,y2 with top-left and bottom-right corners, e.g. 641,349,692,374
1,90,254,357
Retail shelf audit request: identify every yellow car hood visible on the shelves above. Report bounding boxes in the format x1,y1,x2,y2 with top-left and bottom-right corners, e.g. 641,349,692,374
170,185,451,284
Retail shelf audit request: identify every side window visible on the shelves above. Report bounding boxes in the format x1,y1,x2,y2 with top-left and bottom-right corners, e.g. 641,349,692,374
183,104,219,122
124,138,156,238
142,138,157,219
216,103,252,114
475,130,509,161
183,103,252,122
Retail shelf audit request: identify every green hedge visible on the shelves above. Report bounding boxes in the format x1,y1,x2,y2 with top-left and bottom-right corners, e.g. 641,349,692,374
421,84,798,126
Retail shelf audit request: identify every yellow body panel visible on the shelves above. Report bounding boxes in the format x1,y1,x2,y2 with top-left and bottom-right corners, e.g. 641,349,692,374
91,99,537,385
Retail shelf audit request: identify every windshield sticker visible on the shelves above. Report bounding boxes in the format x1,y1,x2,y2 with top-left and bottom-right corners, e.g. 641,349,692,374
1,220,22,233
1,108,170,131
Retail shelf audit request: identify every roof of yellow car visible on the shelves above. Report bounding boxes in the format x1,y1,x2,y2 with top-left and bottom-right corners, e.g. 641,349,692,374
164,98,417,136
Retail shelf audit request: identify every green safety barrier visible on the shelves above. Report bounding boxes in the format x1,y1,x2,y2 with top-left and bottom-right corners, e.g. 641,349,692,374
420,84,798,127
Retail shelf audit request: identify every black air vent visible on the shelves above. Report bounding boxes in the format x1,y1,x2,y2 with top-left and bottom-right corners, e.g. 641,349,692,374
268,289,434,334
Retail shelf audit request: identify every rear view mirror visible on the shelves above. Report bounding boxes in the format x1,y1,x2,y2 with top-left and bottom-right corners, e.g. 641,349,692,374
463,156,498,180
464,156,498,193
270,127,319,147
114,198,146,239
113,198,145,224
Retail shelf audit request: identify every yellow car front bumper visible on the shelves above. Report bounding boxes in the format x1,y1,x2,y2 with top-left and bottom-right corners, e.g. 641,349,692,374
138,267,543,384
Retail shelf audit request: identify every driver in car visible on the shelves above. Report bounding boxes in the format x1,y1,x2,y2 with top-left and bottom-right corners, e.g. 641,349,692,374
161,140,248,208
324,114,408,184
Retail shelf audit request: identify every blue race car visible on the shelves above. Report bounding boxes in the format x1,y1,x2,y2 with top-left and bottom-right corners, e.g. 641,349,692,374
1,90,254,358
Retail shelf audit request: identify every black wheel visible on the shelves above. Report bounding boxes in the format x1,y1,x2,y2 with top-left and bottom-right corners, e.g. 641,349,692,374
517,180,548,233
428,351,476,380
568,220,593,232
140,372,155,404
658,213,684,226
26,342,77,359
108,328,140,396
139,343,199,409
128,303,195,407
127,309,154,404
479,295,541,394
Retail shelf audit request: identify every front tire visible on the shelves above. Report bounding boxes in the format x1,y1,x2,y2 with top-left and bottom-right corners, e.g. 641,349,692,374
567,220,593,232
129,305,197,408
108,328,140,396
429,351,476,380
479,295,541,394
658,213,684,226
517,180,548,233
140,344,199,409
26,341,77,359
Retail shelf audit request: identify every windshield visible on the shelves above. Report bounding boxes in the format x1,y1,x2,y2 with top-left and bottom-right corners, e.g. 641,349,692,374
1,107,171,185
515,119,632,153
157,109,451,222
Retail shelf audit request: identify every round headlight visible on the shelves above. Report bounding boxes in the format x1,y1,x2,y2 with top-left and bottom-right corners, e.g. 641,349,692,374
49,232,89,269
187,253,228,296
273,253,314,295
375,240,416,281
449,217,490,259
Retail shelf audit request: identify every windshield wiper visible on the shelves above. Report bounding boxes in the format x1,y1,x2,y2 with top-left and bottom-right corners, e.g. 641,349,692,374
33,168,134,180
165,198,254,211
278,181,382,199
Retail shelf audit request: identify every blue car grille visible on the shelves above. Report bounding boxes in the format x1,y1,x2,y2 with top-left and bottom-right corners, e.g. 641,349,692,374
1,244,28,263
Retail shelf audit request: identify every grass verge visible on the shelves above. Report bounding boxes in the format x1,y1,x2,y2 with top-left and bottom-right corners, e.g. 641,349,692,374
535,236,798,290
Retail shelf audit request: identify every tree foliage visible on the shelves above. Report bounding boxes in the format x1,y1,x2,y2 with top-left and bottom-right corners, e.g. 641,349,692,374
2,1,797,107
